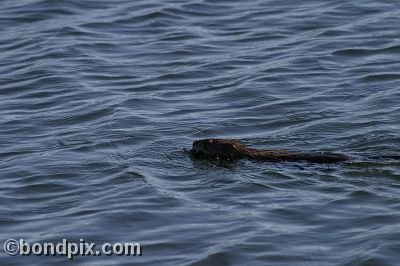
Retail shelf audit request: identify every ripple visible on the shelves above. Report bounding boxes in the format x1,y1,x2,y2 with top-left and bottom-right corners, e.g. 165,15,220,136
359,73,400,82
1,0,400,265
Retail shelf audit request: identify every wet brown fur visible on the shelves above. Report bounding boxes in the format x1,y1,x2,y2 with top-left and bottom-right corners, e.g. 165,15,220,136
190,139,350,163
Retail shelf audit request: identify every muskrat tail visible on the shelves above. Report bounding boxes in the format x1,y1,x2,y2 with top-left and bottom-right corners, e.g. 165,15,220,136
298,153,351,163
366,154,400,160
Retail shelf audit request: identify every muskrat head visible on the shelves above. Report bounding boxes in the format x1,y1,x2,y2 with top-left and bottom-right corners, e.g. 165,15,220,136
190,139,246,161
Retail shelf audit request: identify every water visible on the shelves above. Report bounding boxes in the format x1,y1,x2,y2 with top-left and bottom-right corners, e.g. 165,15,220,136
1,0,400,265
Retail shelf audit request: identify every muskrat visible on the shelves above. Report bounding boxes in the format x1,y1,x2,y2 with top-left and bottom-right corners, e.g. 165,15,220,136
190,139,351,163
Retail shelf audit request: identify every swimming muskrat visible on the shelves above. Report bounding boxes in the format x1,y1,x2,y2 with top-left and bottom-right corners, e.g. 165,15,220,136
190,139,351,163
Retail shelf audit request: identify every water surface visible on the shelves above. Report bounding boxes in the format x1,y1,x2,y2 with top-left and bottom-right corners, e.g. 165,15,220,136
1,0,400,265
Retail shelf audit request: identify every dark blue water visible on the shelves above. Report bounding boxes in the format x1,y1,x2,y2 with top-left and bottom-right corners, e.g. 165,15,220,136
1,0,400,265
